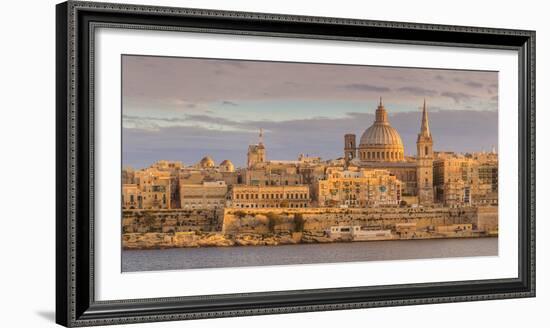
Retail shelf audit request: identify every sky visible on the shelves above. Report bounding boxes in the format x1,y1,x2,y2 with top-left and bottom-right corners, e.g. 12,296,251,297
122,55,498,169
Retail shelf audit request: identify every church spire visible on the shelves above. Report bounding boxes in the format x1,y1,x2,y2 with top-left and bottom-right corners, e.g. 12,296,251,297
420,98,431,137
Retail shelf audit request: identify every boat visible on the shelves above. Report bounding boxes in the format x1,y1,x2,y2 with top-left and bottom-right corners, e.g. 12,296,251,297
327,225,393,241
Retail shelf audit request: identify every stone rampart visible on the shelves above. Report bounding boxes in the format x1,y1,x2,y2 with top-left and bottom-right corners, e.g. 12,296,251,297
222,206,498,234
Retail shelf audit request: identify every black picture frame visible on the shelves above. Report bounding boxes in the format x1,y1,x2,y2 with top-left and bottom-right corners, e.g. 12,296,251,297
56,1,536,326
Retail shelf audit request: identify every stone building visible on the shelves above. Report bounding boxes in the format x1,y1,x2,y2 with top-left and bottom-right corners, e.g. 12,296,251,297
122,184,140,209
150,160,184,171
317,167,402,207
180,181,228,210
247,129,266,168
245,164,303,186
122,168,172,209
433,152,498,206
344,98,434,204
122,98,498,212
122,166,135,184
179,167,239,188
149,160,184,208
230,184,310,209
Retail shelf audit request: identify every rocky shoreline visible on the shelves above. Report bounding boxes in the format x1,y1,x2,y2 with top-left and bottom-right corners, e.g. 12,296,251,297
122,230,494,250
122,232,303,249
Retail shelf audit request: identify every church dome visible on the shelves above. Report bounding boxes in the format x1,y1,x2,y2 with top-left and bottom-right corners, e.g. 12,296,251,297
219,159,235,172
358,99,404,162
199,156,215,168
360,124,403,148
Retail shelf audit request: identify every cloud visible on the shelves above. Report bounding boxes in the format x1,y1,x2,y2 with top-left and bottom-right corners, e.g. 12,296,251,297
122,114,249,132
340,83,391,92
122,55,498,107
397,86,438,96
222,100,238,106
123,110,498,169
440,91,474,103
464,81,484,88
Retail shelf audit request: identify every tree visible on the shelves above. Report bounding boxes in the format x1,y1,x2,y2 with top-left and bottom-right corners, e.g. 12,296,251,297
294,213,305,232
143,213,156,227
266,212,280,232
233,210,247,218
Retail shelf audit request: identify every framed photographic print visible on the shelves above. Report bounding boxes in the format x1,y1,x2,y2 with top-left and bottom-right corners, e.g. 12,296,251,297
56,1,535,326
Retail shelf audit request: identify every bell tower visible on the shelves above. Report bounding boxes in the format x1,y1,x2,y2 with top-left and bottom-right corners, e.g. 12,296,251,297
416,99,434,204
344,134,357,162
247,128,266,168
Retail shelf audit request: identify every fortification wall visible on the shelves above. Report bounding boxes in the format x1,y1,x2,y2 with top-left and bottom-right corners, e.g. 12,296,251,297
122,209,223,233
476,206,499,232
222,206,498,234
121,206,498,249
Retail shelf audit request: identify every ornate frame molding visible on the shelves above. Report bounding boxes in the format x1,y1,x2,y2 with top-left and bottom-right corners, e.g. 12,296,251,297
56,1,535,326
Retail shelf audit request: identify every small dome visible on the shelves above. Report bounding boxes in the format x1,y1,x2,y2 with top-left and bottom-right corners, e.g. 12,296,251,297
199,156,215,168
219,160,235,172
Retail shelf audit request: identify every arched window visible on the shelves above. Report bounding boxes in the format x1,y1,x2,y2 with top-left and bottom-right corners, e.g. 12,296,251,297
425,146,429,156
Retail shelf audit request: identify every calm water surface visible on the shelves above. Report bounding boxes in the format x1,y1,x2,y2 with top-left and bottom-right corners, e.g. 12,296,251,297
122,237,498,272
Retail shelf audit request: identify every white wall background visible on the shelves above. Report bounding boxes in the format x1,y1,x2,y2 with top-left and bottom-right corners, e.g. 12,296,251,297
0,0,546,327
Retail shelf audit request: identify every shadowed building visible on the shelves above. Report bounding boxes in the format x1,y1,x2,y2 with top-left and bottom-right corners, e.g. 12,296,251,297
180,181,228,210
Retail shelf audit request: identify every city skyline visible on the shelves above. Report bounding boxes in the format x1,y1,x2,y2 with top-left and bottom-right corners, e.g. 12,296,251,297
122,55,499,265
122,55,498,169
